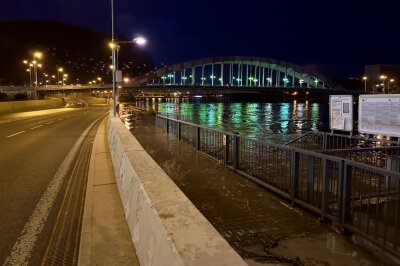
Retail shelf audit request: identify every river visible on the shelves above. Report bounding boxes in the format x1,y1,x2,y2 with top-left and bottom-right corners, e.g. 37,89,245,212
124,98,329,143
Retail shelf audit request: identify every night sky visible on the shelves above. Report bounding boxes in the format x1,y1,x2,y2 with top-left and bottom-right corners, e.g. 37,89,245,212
1,0,400,78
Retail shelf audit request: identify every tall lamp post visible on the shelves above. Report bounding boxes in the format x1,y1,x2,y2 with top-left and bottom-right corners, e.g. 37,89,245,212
362,76,367,92
58,68,63,86
380,75,387,93
389,79,395,94
33,52,43,87
110,0,146,116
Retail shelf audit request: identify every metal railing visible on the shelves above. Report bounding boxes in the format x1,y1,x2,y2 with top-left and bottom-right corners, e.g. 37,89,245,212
285,131,400,151
156,114,400,256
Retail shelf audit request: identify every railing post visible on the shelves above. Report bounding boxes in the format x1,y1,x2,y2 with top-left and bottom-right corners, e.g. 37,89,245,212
321,158,330,215
291,150,299,203
196,126,200,150
307,155,315,202
336,160,345,224
166,118,169,134
178,121,181,140
341,162,352,225
323,133,328,150
224,134,230,166
233,135,239,170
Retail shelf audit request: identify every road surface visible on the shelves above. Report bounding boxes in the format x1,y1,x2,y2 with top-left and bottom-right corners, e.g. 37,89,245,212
0,107,108,265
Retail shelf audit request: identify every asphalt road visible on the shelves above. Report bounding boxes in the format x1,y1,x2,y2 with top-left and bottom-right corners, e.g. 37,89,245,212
0,107,108,265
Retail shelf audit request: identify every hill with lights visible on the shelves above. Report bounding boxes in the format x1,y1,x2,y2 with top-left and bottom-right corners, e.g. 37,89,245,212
0,20,154,85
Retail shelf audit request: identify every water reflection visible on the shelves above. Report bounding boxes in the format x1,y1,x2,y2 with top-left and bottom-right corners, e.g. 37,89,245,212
126,99,329,143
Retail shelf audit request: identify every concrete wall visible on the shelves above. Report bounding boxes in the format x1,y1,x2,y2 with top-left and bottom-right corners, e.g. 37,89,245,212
0,99,65,114
107,115,247,266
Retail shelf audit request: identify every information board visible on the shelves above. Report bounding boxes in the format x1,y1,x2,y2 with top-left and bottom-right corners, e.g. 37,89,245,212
359,94,400,137
329,95,353,131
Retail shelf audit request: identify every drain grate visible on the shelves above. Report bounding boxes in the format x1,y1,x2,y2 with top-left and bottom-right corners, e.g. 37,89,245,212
41,122,99,266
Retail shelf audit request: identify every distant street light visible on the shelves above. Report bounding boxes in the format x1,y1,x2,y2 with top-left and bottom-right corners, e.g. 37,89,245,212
63,73,68,85
58,68,63,86
33,51,43,87
380,75,387,93
389,79,395,93
22,60,32,86
362,76,367,92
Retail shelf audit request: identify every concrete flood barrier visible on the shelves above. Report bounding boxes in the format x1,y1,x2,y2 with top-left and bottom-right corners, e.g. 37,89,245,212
0,98,65,114
107,115,247,266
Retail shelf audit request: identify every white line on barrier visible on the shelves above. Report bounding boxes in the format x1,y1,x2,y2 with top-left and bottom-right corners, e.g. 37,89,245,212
6,131,26,138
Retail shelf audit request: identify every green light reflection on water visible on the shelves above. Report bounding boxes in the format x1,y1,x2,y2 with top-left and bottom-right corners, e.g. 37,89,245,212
279,103,290,134
311,103,319,131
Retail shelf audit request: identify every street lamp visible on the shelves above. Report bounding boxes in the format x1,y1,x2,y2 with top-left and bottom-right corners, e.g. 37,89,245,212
63,73,68,85
58,68,63,86
389,79,395,93
110,0,147,116
32,51,43,87
362,76,367,92
380,75,387,93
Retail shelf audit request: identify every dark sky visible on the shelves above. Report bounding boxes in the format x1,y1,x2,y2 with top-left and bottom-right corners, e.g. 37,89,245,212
1,0,400,78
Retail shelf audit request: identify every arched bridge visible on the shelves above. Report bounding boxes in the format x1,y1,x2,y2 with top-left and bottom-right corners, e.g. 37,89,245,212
131,56,345,91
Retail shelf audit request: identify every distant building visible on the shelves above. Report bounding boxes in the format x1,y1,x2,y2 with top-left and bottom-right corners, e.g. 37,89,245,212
364,65,400,93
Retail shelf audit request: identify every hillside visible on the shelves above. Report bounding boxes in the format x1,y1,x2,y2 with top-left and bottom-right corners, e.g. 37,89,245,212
0,20,154,85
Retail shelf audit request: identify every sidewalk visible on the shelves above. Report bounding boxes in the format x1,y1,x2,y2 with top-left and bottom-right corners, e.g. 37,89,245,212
79,117,139,265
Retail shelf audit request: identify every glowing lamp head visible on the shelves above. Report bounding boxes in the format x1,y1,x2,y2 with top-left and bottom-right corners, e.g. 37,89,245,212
362,76,367,80
34,52,42,59
133,36,146,45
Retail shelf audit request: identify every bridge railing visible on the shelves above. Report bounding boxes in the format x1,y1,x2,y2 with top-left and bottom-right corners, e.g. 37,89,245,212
156,114,400,257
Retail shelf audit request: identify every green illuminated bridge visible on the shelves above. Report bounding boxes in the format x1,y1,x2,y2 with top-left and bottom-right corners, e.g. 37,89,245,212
131,56,346,91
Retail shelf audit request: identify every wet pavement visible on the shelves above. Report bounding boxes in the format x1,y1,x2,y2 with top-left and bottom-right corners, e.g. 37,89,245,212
123,110,390,266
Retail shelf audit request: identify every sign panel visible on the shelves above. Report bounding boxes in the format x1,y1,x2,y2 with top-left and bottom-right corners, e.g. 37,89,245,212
359,94,400,137
329,95,353,131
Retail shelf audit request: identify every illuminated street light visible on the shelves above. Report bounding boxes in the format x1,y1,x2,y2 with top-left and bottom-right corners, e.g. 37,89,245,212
33,51,43,59
63,73,68,85
380,75,387,93
109,25,148,115
389,79,395,93
32,51,43,88
58,68,63,86
22,60,33,86
362,76,367,92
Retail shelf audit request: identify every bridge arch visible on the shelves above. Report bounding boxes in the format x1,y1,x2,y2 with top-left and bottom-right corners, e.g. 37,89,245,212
132,56,344,91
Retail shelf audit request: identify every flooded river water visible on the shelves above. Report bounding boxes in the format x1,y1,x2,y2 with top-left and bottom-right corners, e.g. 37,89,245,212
120,99,389,265
126,98,329,143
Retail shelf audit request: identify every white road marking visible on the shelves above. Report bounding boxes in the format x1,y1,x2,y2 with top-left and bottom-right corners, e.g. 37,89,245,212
57,118,63,121
3,113,107,265
30,125,43,130
6,131,26,138
45,121,54,125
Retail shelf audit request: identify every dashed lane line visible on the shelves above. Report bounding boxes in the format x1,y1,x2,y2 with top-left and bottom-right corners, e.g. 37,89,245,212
46,121,55,125
30,125,43,130
6,131,26,138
